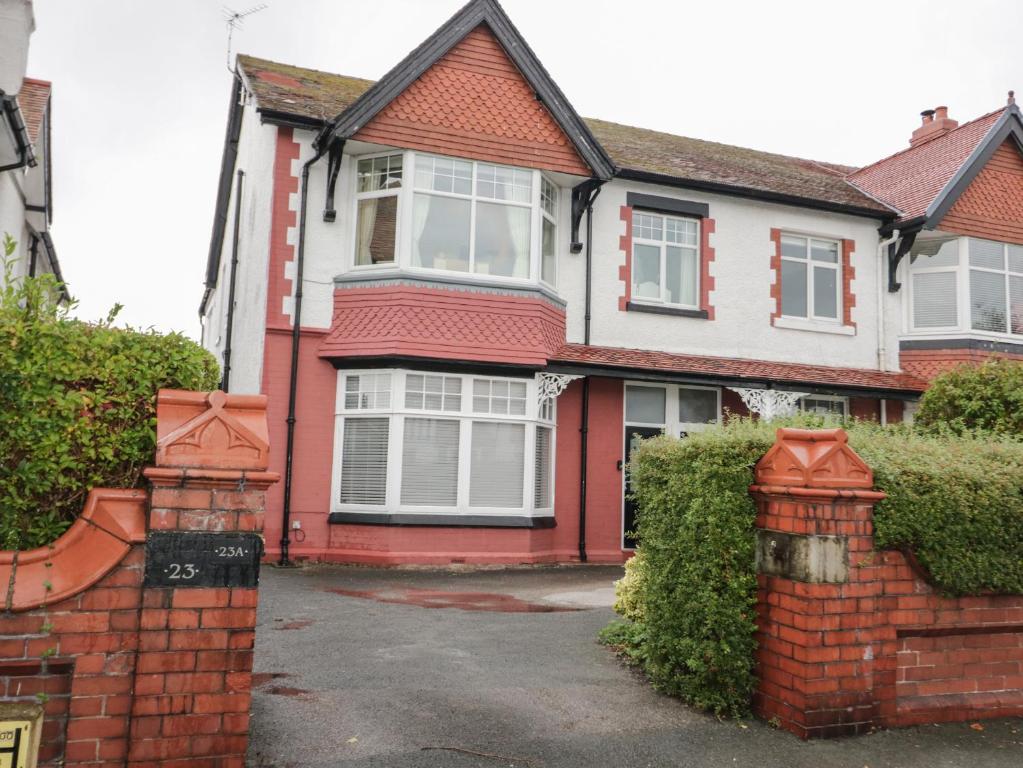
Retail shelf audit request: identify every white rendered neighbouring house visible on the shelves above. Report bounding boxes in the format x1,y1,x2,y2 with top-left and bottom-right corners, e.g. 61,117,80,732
199,0,1023,565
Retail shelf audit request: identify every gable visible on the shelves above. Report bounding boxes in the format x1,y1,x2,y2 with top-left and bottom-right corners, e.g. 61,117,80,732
937,139,1023,244
353,25,591,176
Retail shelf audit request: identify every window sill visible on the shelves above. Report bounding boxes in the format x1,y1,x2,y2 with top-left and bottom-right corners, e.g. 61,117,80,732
773,317,855,336
328,512,556,529
626,301,709,319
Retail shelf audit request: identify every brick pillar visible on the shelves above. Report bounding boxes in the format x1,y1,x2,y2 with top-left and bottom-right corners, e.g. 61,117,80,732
130,390,278,765
750,427,886,738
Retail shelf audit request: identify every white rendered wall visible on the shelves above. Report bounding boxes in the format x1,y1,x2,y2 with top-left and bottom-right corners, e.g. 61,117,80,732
564,178,901,372
0,169,28,281
247,130,904,375
202,99,276,395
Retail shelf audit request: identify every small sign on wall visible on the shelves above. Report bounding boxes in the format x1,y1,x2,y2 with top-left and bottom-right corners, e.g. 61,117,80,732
0,703,43,768
144,532,263,588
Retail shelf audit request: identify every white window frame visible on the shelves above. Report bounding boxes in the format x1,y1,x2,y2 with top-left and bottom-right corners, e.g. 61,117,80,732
905,236,1023,340
798,394,849,418
330,369,556,518
351,151,404,270
346,150,561,289
540,176,558,289
630,211,701,309
779,233,843,323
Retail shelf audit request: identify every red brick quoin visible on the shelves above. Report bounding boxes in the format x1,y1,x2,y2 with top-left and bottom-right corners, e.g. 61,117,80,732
750,428,1023,738
0,390,278,766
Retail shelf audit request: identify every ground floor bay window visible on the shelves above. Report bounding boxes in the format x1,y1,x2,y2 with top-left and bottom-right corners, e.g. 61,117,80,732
331,369,556,523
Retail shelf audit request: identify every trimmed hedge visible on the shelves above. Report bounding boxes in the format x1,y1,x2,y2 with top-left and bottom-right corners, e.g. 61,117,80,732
0,244,219,549
604,417,1023,717
915,358,1023,437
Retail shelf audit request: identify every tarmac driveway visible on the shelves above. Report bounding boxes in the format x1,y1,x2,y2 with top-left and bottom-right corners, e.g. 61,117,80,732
248,565,1022,767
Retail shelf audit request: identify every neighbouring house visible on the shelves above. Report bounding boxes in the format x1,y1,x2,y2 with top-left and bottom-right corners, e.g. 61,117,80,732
0,0,64,292
199,0,1023,565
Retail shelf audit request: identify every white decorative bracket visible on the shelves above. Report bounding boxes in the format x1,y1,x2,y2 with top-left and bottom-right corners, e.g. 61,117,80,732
728,388,808,421
536,373,583,406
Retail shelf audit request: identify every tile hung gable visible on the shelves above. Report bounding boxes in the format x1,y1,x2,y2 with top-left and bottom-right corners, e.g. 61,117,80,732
353,24,592,176
939,139,1023,244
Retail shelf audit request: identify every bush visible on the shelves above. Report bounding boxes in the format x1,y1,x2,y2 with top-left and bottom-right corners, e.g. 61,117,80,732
0,237,219,549
851,425,1023,596
607,416,1023,716
915,358,1023,436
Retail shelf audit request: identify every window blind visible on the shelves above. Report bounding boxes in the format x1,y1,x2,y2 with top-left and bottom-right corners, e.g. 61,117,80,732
971,269,1008,333
469,422,525,508
912,271,957,328
339,418,389,505
534,426,552,508
401,418,459,505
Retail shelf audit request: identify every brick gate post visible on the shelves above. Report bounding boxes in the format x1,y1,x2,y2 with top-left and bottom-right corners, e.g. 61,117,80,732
130,390,279,764
749,427,887,738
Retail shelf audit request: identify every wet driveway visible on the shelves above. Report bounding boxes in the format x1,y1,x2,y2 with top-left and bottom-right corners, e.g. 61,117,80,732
248,565,1022,767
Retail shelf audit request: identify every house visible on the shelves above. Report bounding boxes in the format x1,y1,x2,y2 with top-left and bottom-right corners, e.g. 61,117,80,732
199,0,1022,565
0,0,64,291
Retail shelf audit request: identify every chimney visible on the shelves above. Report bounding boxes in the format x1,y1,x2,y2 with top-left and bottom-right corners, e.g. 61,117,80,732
910,105,959,147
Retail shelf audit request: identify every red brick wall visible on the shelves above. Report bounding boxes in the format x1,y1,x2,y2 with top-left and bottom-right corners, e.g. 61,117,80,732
0,391,277,765
265,127,301,330
900,347,1023,381
701,218,717,319
941,140,1023,244
354,25,590,177
751,428,1023,738
617,205,632,312
769,229,782,324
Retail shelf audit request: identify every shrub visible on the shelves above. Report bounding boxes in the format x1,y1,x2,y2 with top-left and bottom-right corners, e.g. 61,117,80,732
608,416,1023,716
0,238,220,549
850,425,1023,596
915,358,1023,436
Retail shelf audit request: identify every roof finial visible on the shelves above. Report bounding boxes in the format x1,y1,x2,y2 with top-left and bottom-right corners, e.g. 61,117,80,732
1009,90,1016,106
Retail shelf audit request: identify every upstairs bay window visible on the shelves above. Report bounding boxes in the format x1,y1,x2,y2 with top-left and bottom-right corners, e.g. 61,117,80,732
632,211,700,308
350,150,559,288
780,234,841,321
333,370,555,518
907,236,1023,338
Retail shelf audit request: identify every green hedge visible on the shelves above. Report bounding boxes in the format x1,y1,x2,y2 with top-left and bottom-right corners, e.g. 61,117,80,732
915,358,1023,436
604,417,1023,717
0,241,219,549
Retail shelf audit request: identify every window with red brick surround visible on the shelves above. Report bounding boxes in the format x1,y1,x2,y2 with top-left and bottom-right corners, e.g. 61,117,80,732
769,228,855,328
619,204,715,318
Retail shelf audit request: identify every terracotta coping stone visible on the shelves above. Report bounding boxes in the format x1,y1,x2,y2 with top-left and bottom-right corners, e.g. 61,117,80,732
754,427,874,490
155,389,271,471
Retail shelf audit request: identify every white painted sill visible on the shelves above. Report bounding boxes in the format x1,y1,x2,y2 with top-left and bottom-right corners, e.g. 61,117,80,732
773,317,855,336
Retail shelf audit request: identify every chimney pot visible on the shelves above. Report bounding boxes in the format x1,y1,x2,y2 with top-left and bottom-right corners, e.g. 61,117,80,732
920,109,936,125
935,105,949,120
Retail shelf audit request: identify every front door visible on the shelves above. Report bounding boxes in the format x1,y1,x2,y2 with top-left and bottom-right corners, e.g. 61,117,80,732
622,425,663,549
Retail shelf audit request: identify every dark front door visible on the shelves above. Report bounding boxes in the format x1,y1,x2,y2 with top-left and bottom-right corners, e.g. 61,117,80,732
622,426,662,549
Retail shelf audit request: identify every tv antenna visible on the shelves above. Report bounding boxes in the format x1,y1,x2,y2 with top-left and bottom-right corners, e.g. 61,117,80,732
223,4,269,74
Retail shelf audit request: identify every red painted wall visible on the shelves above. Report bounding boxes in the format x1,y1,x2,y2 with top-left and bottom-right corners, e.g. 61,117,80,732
318,284,566,367
354,25,590,177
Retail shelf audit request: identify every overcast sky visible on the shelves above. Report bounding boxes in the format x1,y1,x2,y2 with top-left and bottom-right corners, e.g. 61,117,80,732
26,0,1023,339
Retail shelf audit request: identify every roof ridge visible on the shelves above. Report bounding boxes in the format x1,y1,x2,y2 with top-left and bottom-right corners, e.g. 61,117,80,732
849,106,1004,178
582,116,855,172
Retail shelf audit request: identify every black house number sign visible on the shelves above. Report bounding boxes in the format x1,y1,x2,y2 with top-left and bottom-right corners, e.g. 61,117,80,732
144,532,263,588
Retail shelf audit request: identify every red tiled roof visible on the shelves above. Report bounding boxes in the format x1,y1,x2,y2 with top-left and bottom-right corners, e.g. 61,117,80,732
18,78,50,147
848,110,1002,221
550,343,927,393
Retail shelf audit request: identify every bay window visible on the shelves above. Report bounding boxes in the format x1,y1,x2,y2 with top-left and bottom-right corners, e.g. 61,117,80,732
631,211,700,308
780,234,841,321
907,236,1023,338
333,370,556,518
350,150,561,287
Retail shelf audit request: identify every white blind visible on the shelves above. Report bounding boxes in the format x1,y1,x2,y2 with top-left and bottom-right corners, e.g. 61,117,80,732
469,422,524,508
400,418,459,505
339,418,389,505
534,426,552,508
970,270,1008,332
912,272,957,328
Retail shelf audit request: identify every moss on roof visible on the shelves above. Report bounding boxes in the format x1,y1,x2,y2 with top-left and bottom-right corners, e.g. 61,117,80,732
236,55,890,213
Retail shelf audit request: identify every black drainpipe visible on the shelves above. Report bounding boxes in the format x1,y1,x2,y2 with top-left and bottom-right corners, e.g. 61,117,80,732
578,185,602,563
221,169,245,392
279,138,337,566
28,235,38,278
